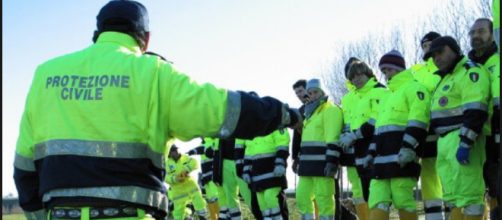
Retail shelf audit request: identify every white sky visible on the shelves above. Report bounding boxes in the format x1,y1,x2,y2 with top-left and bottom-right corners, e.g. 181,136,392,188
2,0,442,197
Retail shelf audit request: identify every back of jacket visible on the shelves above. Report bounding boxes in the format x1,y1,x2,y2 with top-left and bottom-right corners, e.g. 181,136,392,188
14,32,229,216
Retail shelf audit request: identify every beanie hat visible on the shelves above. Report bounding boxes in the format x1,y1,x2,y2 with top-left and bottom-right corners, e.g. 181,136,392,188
423,36,462,60
379,50,406,71
420,31,441,45
97,0,149,32
306,78,324,93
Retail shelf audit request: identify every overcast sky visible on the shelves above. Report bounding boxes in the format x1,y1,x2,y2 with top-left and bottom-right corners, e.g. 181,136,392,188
2,0,445,197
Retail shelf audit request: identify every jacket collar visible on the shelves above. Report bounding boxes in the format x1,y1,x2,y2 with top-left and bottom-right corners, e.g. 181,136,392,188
387,70,413,92
355,77,378,94
95,31,142,54
468,42,498,65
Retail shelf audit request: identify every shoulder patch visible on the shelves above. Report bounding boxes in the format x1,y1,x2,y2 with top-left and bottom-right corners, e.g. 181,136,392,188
469,72,479,82
417,91,425,100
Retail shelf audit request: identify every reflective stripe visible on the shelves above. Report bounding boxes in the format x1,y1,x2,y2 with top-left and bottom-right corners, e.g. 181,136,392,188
368,118,376,126
235,159,244,165
25,209,46,220
355,158,365,165
376,125,406,134
172,188,199,201
403,134,418,148
235,144,244,149
245,153,275,160
463,204,484,215
326,150,340,157
299,155,326,161
42,186,167,211
408,120,428,129
343,124,350,132
252,172,276,182
243,166,251,171
14,153,36,171
434,124,462,135
463,102,488,112
269,207,281,215
218,91,241,138
276,146,288,152
493,98,500,107
202,172,213,179
374,154,399,164
424,199,444,208
301,213,315,220
460,142,470,149
301,141,327,147
431,107,463,119
275,158,286,165
426,134,439,142
34,140,164,169
460,127,478,141
425,213,444,219
369,143,376,151
495,134,500,144
319,216,335,220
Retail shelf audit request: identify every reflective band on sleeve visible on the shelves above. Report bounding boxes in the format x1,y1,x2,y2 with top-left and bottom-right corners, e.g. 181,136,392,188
276,146,288,152
344,147,355,154
300,141,327,147
434,124,462,135
326,150,340,157
251,172,276,182
14,153,36,171
431,107,463,119
34,140,164,169
235,144,244,149
374,154,399,164
493,98,500,107
25,209,46,220
368,118,376,126
403,134,419,148
43,186,167,211
369,143,376,151
274,158,286,165
376,125,406,134
407,120,428,129
460,127,478,141
299,155,326,161
463,102,488,112
245,153,275,160
218,91,241,138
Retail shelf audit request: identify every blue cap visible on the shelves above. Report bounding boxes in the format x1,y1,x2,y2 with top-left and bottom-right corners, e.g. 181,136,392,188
97,0,149,32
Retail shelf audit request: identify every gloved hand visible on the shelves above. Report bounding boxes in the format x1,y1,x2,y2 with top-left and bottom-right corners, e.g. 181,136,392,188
242,173,252,184
361,155,374,168
324,163,338,177
292,159,299,174
176,172,187,182
397,147,416,167
187,149,197,156
456,145,470,165
273,165,286,177
339,132,358,149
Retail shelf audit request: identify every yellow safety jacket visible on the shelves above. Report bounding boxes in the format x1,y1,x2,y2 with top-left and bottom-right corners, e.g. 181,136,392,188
298,100,343,177
342,78,388,174
187,137,215,185
430,57,491,149
165,154,200,200
244,129,290,191
370,70,430,179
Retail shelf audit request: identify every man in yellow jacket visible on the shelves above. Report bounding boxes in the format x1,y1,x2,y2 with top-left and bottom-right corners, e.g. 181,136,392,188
425,36,491,220
166,145,208,220
13,1,302,220
296,78,343,220
368,50,430,220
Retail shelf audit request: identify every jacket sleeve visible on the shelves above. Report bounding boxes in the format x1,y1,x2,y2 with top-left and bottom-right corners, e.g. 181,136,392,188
325,105,344,164
274,130,290,166
402,85,430,150
358,88,387,138
165,165,178,185
162,64,298,141
183,155,199,172
14,90,46,218
459,66,491,147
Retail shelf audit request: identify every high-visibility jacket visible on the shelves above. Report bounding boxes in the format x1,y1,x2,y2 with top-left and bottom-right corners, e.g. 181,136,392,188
342,78,388,174
494,0,500,50
244,129,290,191
187,137,216,186
369,70,430,179
410,58,441,158
165,154,200,196
13,31,296,218
468,43,500,142
234,139,246,178
298,100,343,176
410,58,440,93
430,56,491,149
340,84,356,166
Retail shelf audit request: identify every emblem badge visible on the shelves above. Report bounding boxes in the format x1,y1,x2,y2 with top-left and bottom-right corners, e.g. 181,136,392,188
439,96,448,107
442,85,450,91
469,72,479,82
417,91,425,100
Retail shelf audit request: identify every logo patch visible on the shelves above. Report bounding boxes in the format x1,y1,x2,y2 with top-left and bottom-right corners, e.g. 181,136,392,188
439,96,448,107
469,72,479,82
442,85,450,91
417,91,425,100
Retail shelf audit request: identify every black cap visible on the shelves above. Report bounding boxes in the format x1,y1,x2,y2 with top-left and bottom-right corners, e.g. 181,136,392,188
420,31,441,45
423,36,461,60
344,57,361,78
169,144,178,152
97,0,149,32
